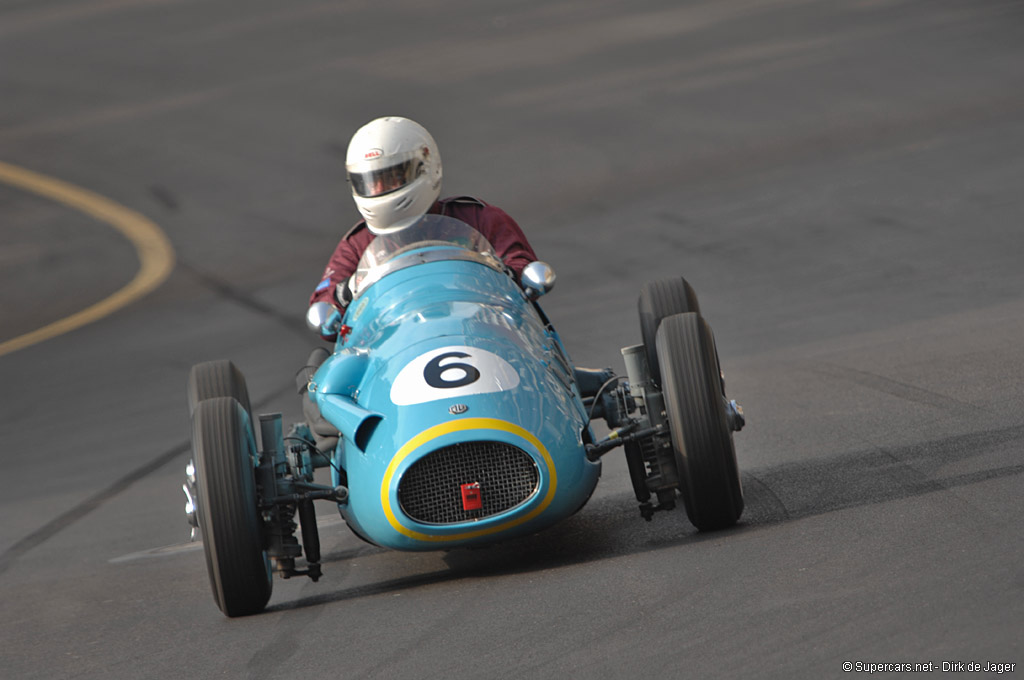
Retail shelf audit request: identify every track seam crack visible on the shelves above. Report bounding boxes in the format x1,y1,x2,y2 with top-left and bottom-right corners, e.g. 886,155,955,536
177,260,310,344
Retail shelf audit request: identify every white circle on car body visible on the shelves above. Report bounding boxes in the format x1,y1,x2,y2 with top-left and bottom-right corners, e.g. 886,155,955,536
390,345,520,406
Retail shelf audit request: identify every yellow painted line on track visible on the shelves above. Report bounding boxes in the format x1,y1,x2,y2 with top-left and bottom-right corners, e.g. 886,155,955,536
0,160,176,357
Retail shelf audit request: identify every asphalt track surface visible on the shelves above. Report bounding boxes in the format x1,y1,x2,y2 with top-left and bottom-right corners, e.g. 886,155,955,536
1,1,1022,678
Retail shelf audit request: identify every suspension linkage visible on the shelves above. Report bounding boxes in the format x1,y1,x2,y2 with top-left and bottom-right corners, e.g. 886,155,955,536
259,483,349,509
585,423,666,461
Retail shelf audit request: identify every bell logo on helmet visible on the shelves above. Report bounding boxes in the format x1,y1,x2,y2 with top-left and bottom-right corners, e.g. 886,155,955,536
364,148,383,160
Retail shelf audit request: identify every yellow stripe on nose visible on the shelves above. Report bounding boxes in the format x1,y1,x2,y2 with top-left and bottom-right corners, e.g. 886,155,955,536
380,418,557,542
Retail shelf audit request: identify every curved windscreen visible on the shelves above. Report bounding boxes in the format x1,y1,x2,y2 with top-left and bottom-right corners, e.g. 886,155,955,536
351,215,503,297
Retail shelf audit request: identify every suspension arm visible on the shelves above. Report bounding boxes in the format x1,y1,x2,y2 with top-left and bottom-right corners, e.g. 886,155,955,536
585,423,666,461
259,482,349,509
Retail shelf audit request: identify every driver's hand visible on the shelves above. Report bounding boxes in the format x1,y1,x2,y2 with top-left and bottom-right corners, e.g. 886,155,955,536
318,307,344,343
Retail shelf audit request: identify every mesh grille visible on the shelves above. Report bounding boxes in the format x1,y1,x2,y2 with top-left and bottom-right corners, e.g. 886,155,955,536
398,441,539,524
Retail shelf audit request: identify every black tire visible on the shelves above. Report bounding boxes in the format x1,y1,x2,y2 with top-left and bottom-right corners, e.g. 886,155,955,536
187,360,252,418
192,397,272,616
639,277,701,387
656,313,743,531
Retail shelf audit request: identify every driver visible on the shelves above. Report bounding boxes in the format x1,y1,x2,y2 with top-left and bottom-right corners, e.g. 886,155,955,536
309,116,538,336
298,116,613,454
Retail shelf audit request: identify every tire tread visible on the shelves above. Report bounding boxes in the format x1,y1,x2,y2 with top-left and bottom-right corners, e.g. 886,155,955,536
188,360,252,417
656,313,743,531
193,397,271,616
639,277,700,386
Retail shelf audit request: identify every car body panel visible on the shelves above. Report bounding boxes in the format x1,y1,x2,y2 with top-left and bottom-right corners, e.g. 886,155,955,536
309,217,599,551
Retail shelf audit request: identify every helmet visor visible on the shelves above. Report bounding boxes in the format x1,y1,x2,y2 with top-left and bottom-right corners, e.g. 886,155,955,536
348,158,424,198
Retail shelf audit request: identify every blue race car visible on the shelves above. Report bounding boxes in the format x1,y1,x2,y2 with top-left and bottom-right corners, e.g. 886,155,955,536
183,214,746,616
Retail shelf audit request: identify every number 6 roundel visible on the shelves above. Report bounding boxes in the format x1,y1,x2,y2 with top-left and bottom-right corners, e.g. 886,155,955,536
389,345,520,406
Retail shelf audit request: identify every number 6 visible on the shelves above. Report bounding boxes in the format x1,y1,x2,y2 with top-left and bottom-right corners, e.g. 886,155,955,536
423,352,481,388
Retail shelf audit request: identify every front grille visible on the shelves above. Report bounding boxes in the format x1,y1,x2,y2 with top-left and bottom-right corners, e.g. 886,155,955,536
398,441,540,524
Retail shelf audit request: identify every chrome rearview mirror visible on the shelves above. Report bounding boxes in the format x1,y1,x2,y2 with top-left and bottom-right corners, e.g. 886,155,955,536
306,301,341,335
521,261,556,300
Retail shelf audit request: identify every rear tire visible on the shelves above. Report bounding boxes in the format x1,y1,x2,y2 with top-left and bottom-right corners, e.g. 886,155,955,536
639,277,701,386
656,313,743,531
188,360,252,418
192,397,272,616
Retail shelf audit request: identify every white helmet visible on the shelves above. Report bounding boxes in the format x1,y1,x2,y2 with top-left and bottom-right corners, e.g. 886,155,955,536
345,117,442,234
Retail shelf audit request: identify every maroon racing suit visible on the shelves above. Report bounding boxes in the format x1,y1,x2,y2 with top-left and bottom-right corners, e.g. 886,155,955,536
309,196,537,311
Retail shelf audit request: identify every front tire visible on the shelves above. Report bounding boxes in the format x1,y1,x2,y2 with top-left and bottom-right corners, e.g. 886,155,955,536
656,313,743,531
192,397,272,616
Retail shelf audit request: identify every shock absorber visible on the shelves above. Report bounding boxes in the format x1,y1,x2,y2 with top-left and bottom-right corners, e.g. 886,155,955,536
258,414,303,577
620,344,678,519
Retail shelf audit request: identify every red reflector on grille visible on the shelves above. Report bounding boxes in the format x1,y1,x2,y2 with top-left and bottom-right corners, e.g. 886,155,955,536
461,482,482,511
